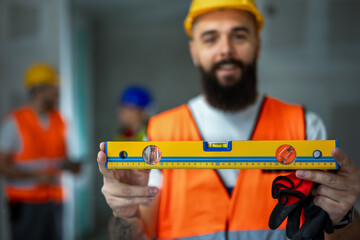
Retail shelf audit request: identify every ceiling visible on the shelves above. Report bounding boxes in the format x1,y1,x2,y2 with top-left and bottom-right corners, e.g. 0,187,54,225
72,0,192,21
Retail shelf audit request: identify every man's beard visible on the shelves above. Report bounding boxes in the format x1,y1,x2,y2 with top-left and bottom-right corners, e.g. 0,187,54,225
200,58,258,112
43,99,57,111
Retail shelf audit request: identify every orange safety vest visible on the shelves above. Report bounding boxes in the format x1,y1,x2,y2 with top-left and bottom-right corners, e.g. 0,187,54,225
147,96,306,240
5,107,66,203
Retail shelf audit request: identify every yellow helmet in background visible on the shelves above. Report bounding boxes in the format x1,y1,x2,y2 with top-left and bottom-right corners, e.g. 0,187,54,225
24,63,59,89
184,0,264,37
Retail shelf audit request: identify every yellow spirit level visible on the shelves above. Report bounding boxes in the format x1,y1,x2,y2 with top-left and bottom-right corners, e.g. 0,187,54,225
105,140,338,170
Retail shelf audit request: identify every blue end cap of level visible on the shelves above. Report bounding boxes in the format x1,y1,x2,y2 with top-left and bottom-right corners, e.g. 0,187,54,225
203,141,232,152
105,141,108,169
335,140,339,169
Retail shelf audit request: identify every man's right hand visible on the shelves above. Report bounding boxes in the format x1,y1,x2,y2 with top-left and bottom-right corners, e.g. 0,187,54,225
97,142,159,218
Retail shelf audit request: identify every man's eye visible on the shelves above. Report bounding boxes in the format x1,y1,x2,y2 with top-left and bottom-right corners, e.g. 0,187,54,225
234,34,245,40
204,37,216,43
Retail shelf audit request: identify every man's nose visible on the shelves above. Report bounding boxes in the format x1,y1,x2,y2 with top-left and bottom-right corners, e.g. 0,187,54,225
219,37,234,58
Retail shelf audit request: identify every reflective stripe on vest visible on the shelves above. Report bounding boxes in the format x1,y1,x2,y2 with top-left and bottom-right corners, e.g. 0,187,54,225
11,157,64,172
158,229,288,240
148,96,305,240
6,176,61,188
6,107,66,203
228,229,288,240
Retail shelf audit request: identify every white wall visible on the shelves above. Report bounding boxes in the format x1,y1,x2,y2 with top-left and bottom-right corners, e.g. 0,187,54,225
0,1,61,239
0,0,60,117
0,0,95,239
258,0,360,162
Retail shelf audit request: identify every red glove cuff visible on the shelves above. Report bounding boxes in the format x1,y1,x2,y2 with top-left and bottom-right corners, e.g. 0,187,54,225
272,173,314,206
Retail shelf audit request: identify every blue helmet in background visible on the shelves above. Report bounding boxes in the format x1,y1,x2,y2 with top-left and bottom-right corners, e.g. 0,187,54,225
119,85,153,109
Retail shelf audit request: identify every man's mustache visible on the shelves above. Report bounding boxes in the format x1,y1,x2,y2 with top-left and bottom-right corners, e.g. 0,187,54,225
212,59,245,72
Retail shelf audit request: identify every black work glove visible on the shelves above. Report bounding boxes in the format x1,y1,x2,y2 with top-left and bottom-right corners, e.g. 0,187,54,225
269,173,314,239
292,194,334,240
269,173,335,240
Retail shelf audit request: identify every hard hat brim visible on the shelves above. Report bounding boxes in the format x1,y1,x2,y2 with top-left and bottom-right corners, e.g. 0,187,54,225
184,5,263,37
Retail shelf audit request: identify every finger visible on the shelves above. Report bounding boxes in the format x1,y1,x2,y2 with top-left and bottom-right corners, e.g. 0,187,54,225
312,185,356,205
332,147,356,174
102,183,159,198
312,194,349,224
296,170,348,191
100,142,105,152
97,150,113,179
106,195,156,210
114,169,151,186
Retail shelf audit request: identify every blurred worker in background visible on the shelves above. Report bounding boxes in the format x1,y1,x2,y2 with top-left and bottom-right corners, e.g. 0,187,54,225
97,0,360,239
0,63,80,240
115,86,153,141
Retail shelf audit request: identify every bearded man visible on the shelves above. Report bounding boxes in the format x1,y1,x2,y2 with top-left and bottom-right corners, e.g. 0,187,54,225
97,1,360,239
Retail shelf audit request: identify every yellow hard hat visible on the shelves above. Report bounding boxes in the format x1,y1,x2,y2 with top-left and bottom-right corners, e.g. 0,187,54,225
24,63,59,89
184,0,264,37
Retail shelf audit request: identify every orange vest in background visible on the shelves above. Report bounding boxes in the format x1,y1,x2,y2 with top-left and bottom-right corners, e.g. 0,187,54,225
6,107,66,203
147,96,306,240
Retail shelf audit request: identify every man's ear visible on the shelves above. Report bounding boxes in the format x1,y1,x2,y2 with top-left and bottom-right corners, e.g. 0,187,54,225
189,40,200,67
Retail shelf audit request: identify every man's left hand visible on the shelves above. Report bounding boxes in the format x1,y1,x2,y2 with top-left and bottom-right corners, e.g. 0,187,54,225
295,147,360,224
